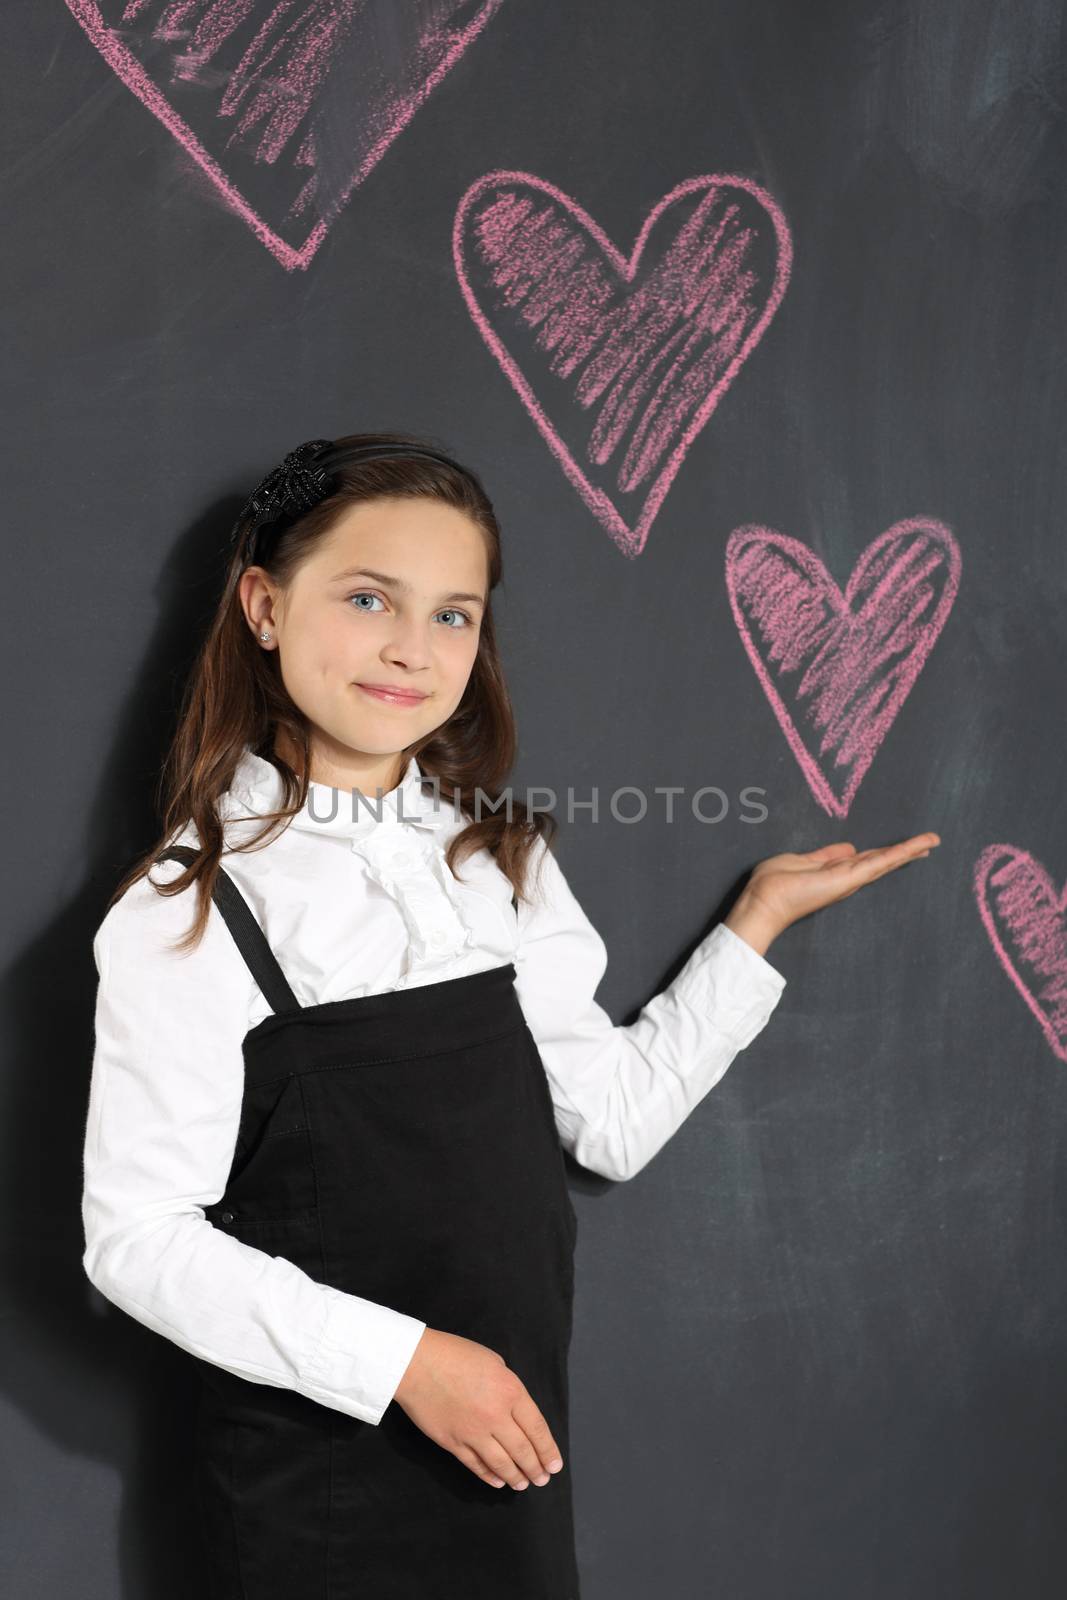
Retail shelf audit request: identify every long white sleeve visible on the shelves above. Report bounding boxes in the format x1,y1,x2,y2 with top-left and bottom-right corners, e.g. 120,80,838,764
513,842,788,1183
81,864,427,1426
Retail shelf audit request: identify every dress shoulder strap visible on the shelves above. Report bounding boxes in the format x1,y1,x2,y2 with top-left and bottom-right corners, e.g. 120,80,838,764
154,846,301,1016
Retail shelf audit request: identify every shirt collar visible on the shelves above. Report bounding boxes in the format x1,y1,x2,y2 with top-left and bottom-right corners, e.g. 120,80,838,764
223,746,460,842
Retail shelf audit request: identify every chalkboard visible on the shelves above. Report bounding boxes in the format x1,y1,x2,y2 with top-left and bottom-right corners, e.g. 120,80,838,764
11,0,1067,1595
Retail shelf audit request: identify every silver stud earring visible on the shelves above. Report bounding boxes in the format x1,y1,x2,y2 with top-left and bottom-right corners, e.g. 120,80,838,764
259,631,271,642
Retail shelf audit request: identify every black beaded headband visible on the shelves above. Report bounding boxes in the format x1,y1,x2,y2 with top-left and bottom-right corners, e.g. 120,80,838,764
231,438,483,567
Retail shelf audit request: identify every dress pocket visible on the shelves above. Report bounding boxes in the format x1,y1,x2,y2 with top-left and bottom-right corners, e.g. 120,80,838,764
206,1074,319,1226
213,1210,326,1286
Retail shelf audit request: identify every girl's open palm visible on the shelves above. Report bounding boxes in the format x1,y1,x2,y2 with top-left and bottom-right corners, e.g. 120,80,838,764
732,831,941,944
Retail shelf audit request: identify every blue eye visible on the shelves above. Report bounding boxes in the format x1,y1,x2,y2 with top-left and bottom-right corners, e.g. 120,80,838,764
346,591,474,628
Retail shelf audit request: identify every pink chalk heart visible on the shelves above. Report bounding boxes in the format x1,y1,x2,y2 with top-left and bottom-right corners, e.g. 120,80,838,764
975,846,1067,1063
64,0,505,271
453,172,792,558
725,518,962,818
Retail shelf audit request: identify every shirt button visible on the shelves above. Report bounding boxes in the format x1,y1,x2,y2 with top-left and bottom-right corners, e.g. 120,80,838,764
390,849,413,869
219,1211,235,1224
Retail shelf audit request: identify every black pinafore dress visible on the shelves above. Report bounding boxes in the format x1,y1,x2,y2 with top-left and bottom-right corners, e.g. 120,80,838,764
156,847,581,1600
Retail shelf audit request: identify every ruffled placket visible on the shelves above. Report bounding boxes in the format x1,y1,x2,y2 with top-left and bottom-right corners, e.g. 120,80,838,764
350,822,474,984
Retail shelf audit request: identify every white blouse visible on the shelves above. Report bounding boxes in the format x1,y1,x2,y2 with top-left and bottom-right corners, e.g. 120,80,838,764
81,747,788,1427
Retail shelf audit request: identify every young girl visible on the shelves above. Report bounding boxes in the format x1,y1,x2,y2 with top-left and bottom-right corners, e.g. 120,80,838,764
81,431,938,1599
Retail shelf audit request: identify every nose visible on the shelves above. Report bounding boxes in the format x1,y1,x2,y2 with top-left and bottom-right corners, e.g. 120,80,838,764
381,615,434,670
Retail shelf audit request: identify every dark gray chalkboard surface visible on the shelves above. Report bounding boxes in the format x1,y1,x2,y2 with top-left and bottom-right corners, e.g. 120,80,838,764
6,1,1067,1595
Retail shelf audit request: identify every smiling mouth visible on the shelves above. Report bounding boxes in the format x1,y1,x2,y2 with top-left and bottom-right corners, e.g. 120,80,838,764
356,683,429,706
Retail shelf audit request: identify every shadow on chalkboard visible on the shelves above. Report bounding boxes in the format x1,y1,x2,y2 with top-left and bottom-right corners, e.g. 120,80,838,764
560,867,755,1203
32,501,253,1597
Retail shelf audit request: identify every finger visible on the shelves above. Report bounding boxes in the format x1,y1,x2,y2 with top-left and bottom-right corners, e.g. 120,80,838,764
889,831,940,853
453,1442,507,1488
476,1433,530,1490
491,1419,553,1487
845,832,939,869
878,834,940,867
886,832,940,852
808,845,923,901
509,1394,563,1477
804,842,858,864
838,838,937,883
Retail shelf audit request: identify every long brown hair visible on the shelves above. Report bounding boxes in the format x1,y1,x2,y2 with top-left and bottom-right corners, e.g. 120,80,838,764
108,430,557,954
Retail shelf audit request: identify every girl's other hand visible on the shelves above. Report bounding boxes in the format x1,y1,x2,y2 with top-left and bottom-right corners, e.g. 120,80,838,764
724,832,941,954
392,1327,565,1492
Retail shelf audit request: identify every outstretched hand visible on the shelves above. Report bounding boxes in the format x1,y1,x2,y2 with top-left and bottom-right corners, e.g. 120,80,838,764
724,831,941,955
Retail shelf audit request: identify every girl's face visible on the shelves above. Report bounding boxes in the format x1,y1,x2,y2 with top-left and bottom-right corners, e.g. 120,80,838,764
243,496,489,788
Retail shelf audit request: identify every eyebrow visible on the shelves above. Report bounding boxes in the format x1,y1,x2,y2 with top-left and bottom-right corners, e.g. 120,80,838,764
329,567,486,606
